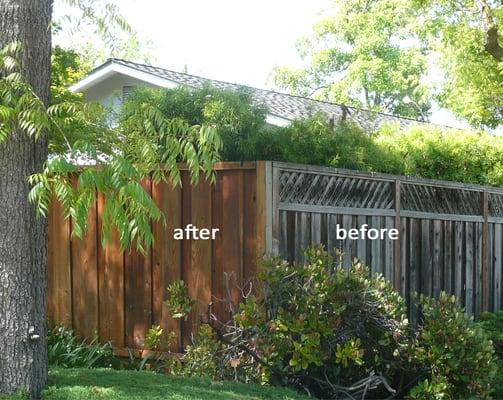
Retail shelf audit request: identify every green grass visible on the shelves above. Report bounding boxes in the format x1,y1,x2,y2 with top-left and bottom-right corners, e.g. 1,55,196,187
36,368,308,400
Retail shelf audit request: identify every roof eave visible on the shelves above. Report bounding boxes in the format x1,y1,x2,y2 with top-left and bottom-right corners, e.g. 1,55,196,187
69,61,178,93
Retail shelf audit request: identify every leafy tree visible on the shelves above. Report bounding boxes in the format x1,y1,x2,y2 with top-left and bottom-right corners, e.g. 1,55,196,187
273,0,503,128
272,0,431,120
0,3,220,399
411,0,503,128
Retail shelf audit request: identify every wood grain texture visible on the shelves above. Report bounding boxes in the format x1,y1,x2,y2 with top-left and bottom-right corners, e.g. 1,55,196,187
47,199,72,327
71,192,98,340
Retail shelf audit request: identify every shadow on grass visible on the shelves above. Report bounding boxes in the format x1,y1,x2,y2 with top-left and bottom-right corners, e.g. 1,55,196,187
44,368,307,400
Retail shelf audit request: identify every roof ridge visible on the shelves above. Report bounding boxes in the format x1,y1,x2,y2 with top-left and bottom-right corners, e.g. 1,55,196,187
106,58,429,125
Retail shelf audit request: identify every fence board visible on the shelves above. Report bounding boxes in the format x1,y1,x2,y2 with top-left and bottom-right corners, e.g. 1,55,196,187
71,194,98,340
495,225,502,311
47,199,72,327
152,181,182,351
125,180,153,348
97,195,125,348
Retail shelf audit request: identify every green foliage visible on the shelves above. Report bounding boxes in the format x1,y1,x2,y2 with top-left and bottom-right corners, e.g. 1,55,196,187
165,280,195,320
271,0,431,119
476,311,503,358
410,0,503,128
217,246,412,398
47,326,115,369
144,325,164,350
121,85,267,162
409,293,497,399
0,42,51,142
1,43,221,253
167,324,223,379
376,124,503,186
476,311,503,398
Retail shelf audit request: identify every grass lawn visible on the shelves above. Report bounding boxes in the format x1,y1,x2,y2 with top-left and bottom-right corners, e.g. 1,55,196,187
32,368,308,400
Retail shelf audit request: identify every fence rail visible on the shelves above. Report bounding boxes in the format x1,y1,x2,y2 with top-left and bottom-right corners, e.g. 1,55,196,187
47,161,503,352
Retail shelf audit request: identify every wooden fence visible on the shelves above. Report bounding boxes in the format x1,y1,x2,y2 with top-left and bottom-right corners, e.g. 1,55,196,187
47,161,503,352
47,162,263,353
264,162,503,319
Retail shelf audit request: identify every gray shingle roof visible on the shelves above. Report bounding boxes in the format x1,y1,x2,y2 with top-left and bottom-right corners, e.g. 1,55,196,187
102,58,426,132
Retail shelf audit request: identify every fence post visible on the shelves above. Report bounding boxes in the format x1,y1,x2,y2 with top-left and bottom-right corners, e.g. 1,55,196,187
256,161,275,256
481,191,489,311
394,180,402,292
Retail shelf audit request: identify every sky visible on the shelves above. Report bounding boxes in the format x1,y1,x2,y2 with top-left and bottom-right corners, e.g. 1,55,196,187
53,0,474,131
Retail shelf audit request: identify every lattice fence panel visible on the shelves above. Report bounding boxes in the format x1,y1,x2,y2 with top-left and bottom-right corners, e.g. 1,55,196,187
489,193,503,217
401,183,480,215
279,170,394,209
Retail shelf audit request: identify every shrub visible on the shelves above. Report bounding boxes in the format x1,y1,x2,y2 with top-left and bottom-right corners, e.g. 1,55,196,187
375,124,503,186
47,326,115,369
207,246,414,398
166,324,223,379
408,293,497,399
476,311,503,398
120,86,503,187
476,311,503,358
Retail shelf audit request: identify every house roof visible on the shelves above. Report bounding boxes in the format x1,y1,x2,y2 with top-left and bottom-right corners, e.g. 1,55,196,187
71,58,428,131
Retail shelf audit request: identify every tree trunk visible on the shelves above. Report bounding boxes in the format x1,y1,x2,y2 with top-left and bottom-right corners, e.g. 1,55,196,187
0,1,53,398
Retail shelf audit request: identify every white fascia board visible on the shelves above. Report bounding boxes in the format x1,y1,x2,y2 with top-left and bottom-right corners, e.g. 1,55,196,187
69,63,179,93
266,114,291,127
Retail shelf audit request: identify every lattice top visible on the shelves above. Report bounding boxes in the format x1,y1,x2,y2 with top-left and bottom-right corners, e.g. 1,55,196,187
279,170,394,209
277,166,503,218
401,183,480,215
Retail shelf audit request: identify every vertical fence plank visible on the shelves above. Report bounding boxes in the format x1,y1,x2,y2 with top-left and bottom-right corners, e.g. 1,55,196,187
433,220,442,297
125,180,153,348
243,170,257,282
342,214,353,268
385,216,394,283
409,218,421,326
465,223,474,314
371,216,382,275
97,194,125,348
71,193,98,340
47,199,72,327
421,219,432,297
152,181,182,352
356,215,367,264
400,217,407,297
394,180,402,291
476,222,483,314
443,220,453,294
494,224,502,311
454,222,464,304
187,177,213,335
215,171,243,324
311,213,322,246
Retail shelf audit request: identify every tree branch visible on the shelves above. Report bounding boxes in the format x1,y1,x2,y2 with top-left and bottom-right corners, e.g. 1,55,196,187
476,0,503,61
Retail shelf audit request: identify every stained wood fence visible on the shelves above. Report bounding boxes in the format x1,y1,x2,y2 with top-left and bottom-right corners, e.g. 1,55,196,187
47,161,503,352
47,162,263,353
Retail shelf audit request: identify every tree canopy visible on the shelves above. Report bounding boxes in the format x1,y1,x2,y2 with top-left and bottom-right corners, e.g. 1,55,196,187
272,0,503,129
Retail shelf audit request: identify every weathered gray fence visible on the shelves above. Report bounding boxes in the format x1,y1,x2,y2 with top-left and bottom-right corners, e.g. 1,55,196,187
261,161,503,315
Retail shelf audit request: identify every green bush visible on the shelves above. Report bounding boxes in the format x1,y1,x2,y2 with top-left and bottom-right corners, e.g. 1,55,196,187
408,293,497,399
476,311,503,358
476,311,503,398
48,326,115,369
121,86,503,187
206,246,414,398
375,124,503,186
